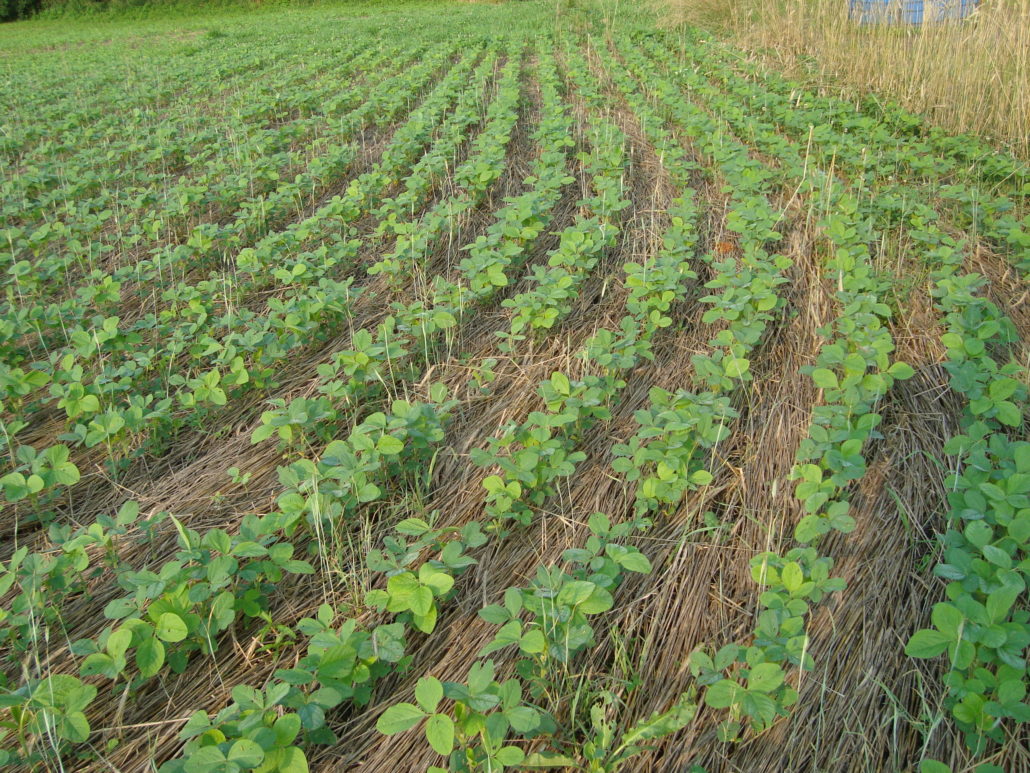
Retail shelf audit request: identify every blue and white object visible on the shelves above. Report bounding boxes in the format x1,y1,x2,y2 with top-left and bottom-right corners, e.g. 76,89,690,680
848,0,979,23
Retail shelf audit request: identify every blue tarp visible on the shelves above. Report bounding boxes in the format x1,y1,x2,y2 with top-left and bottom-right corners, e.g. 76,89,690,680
848,0,978,23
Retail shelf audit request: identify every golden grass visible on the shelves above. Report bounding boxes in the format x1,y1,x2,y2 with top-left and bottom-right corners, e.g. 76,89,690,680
657,0,1030,160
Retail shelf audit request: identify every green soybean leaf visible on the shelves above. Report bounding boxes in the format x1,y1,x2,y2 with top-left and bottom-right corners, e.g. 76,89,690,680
228,739,264,766
905,629,951,658
425,713,454,756
377,435,404,455
279,747,309,773
495,746,527,766
986,586,1020,624
705,679,744,709
989,378,1019,401
780,562,803,593
996,401,1023,427
106,628,132,660
520,629,546,654
59,712,91,743
607,544,652,573
136,636,165,678
930,603,963,638
949,638,975,670
747,662,784,693
155,613,188,643
812,368,838,389
376,703,426,735
415,677,443,714
505,705,540,733
550,372,571,395
888,361,914,380
723,357,750,378
578,585,614,615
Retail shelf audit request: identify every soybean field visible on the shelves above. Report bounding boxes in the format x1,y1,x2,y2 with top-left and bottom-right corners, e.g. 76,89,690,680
1,2,1028,771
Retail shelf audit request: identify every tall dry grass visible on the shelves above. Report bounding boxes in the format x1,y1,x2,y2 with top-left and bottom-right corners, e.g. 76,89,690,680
658,0,1030,159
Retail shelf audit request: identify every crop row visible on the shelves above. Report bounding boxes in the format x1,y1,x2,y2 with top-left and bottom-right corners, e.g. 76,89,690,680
647,29,1028,280
0,46,493,541
2,17,1026,771
640,30,1028,759
0,39,544,770
901,209,1029,758
2,40,436,309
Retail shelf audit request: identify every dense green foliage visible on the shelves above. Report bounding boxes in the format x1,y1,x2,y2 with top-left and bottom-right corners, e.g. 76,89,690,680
4,0,347,23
